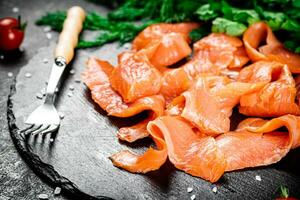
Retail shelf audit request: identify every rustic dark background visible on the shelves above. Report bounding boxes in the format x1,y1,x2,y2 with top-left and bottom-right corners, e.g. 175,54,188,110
1,0,300,200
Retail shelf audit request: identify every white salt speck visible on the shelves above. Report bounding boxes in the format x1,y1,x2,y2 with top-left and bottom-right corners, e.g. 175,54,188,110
46,33,52,40
49,138,54,142
74,79,81,83
54,187,61,195
58,112,64,119
69,85,74,91
25,72,32,78
43,58,49,64
7,72,13,78
37,193,48,199
55,87,59,93
36,93,43,99
43,26,51,32
12,7,19,13
67,92,73,97
70,69,75,74
0,54,4,59
190,194,196,200
123,43,131,49
212,186,217,193
187,187,193,193
255,175,261,181
41,88,46,96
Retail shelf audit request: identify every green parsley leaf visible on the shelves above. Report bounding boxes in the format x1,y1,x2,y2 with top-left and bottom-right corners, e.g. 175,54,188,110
212,17,247,36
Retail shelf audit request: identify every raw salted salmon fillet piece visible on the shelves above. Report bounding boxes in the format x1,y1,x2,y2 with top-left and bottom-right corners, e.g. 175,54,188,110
238,61,300,117
111,115,300,182
82,57,165,142
243,22,300,73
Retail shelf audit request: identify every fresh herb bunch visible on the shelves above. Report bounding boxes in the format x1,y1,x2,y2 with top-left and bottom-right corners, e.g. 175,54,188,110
36,0,300,52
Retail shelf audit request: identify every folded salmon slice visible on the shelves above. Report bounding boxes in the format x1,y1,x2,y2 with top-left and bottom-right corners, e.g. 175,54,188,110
111,114,300,182
132,22,199,50
238,61,300,117
160,33,249,103
243,22,300,73
82,57,165,142
110,52,162,103
216,114,300,171
110,116,226,182
167,75,265,135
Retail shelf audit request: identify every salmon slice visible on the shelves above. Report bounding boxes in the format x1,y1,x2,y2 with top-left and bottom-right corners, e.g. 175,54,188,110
117,119,150,143
168,76,265,135
110,52,162,103
160,33,249,103
82,57,165,118
243,22,300,73
147,33,192,69
216,115,300,171
132,22,199,50
110,116,226,182
238,61,300,117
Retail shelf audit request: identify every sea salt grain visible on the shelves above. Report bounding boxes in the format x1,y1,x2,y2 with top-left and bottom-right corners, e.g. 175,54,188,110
37,193,48,199
12,7,19,13
190,194,196,200
123,43,131,49
70,69,75,74
212,186,217,193
41,88,46,96
43,58,49,64
25,72,32,78
69,85,75,91
43,26,51,32
7,72,13,78
46,33,52,40
36,93,43,99
255,175,261,181
187,187,193,193
0,54,4,59
49,138,54,142
67,92,73,97
59,112,64,119
54,187,61,195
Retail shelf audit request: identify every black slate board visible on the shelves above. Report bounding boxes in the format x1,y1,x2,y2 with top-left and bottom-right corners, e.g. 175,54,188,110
7,33,300,200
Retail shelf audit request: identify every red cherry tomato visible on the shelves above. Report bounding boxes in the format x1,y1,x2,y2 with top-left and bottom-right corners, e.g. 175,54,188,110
0,17,25,50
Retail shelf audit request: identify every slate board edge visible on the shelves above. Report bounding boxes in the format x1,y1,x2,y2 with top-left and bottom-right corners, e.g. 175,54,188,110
7,80,113,200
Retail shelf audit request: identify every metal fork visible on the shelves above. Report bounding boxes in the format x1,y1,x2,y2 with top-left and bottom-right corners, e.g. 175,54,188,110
19,6,86,137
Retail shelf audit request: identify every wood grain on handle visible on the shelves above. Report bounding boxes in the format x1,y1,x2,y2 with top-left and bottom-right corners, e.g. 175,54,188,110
55,6,85,64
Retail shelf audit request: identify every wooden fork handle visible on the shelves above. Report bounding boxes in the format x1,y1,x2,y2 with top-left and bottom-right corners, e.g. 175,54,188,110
54,6,85,64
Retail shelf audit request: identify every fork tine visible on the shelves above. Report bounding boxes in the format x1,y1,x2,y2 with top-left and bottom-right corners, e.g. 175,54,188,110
23,124,42,137
41,124,59,135
32,124,50,136
19,124,34,134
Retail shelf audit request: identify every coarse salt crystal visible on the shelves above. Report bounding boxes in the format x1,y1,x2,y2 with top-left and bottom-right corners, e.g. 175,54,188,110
255,175,261,181
212,186,217,193
25,72,32,78
49,138,54,142
36,93,43,99
12,7,19,13
7,72,13,77
43,26,51,32
46,33,52,40
43,58,49,64
37,193,48,199
41,88,46,96
70,69,75,74
59,112,64,119
187,187,193,193
55,87,59,93
0,54,4,59
67,92,73,97
190,194,196,200
54,187,61,195
69,85,75,91
123,43,131,49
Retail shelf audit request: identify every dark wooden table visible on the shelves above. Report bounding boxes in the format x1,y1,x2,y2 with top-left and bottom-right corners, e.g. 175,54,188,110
1,1,300,200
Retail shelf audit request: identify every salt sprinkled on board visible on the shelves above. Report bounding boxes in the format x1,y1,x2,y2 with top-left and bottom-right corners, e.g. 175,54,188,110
212,186,217,193
67,92,73,97
41,88,46,96
7,72,13,78
37,193,48,199
43,58,49,64
190,194,196,200
70,69,75,74
255,175,261,181
46,33,52,40
25,72,32,78
54,187,61,195
12,7,19,13
36,93,43,99
187,187,193,193
49,138,54,142
43,26,51,33
69,85,75,91
74,78,81,83
58,112,65,119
